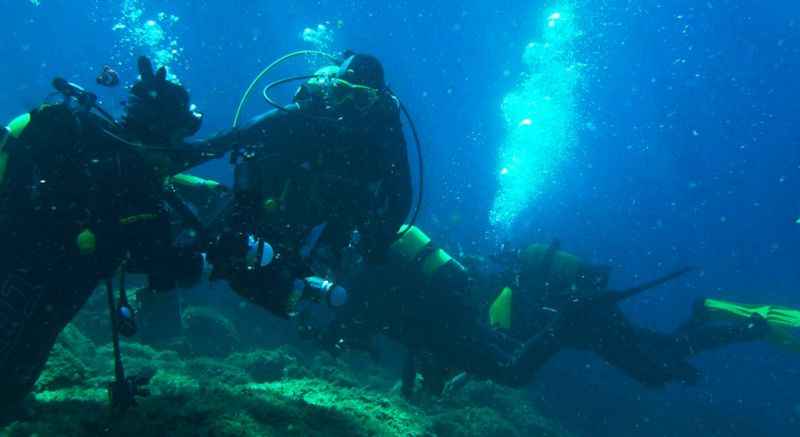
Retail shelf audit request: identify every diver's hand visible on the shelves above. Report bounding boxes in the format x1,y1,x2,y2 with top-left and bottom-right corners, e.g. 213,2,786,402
131,56,186,103
125,56,202,142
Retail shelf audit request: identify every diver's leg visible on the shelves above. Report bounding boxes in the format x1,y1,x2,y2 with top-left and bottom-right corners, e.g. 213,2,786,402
455,326,561,388
0,270,50,412
0,269,96,417
585,309,699,387
501,329,562,387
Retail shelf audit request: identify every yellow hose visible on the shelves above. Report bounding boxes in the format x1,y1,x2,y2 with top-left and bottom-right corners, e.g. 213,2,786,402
232,50,339,128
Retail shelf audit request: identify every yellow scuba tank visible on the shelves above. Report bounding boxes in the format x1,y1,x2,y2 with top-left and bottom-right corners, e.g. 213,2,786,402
489,287,513,330
522,243,583,297
388,225,465,279
488,242,602,331
0,113,33,186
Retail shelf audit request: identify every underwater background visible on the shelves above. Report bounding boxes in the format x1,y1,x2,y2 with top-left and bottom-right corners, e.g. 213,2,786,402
1,0,799,436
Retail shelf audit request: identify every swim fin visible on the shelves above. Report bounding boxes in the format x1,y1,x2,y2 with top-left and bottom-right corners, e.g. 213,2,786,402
703,298,800,352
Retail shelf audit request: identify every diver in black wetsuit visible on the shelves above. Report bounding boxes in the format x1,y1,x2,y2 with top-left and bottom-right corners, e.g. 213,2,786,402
102,51,415,346
202,52,413,318
318,231,775,396
483,242,774,388
316,226,565,395
0,56,221,420
0,51,413,421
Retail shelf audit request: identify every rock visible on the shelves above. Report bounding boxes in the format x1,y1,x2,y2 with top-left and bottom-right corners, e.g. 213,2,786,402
33,343,88,393
34,324,94,392
10,356,435,437
185,357,252,385
11,326,571,437
440,379,569,437
225,347,303,383
181,306,240,357
432,406,519,437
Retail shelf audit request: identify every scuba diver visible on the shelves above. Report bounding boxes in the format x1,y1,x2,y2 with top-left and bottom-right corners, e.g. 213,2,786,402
199,51,415,318
123,50,417,358
317,230,795,396
481,242,775,388
315,226,567,395
0,56,222,422
87,50,418,349
0,49,415,423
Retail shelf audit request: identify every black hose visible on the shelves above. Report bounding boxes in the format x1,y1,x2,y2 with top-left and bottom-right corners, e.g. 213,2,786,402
261,75,341,123
262,75,319,114
105,278,125,382
396,100,424,240
607,266,696,304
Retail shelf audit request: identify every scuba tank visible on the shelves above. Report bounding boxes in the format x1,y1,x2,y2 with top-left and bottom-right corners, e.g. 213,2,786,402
296,276,348,308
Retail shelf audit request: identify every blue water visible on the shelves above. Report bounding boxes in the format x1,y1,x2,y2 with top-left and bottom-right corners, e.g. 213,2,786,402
2,1,799,436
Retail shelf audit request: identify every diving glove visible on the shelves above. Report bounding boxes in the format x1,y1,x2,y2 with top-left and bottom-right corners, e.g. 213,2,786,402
124,56,202,141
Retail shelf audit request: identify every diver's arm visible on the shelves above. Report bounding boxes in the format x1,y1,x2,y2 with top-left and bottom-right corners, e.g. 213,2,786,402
361,116,414,263
166,105,305,175
384,128,413,238
188,105,304,156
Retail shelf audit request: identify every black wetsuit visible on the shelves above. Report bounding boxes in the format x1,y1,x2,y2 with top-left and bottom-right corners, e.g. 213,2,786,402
553,301,768,387
496,258,770,388
322,247,561,394
205,81,412,317
324,245,769,394
0,104,209,413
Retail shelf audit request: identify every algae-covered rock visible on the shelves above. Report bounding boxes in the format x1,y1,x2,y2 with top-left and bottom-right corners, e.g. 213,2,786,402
9,325,570,437
8,367,433,437
304,352,367,388
432,406,519,437
33,342,89,392
239,378,431,436
182,306,240,357
185,356,252,385
58,323,96,359
438,379,570,437
34,324,94,392
226,346,305,382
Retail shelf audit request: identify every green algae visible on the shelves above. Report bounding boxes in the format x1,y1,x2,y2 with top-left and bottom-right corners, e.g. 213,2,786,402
4,315,572,437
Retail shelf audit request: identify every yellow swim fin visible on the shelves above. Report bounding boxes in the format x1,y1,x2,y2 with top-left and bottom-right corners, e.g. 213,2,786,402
489,287,513,330
704,298,800,352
